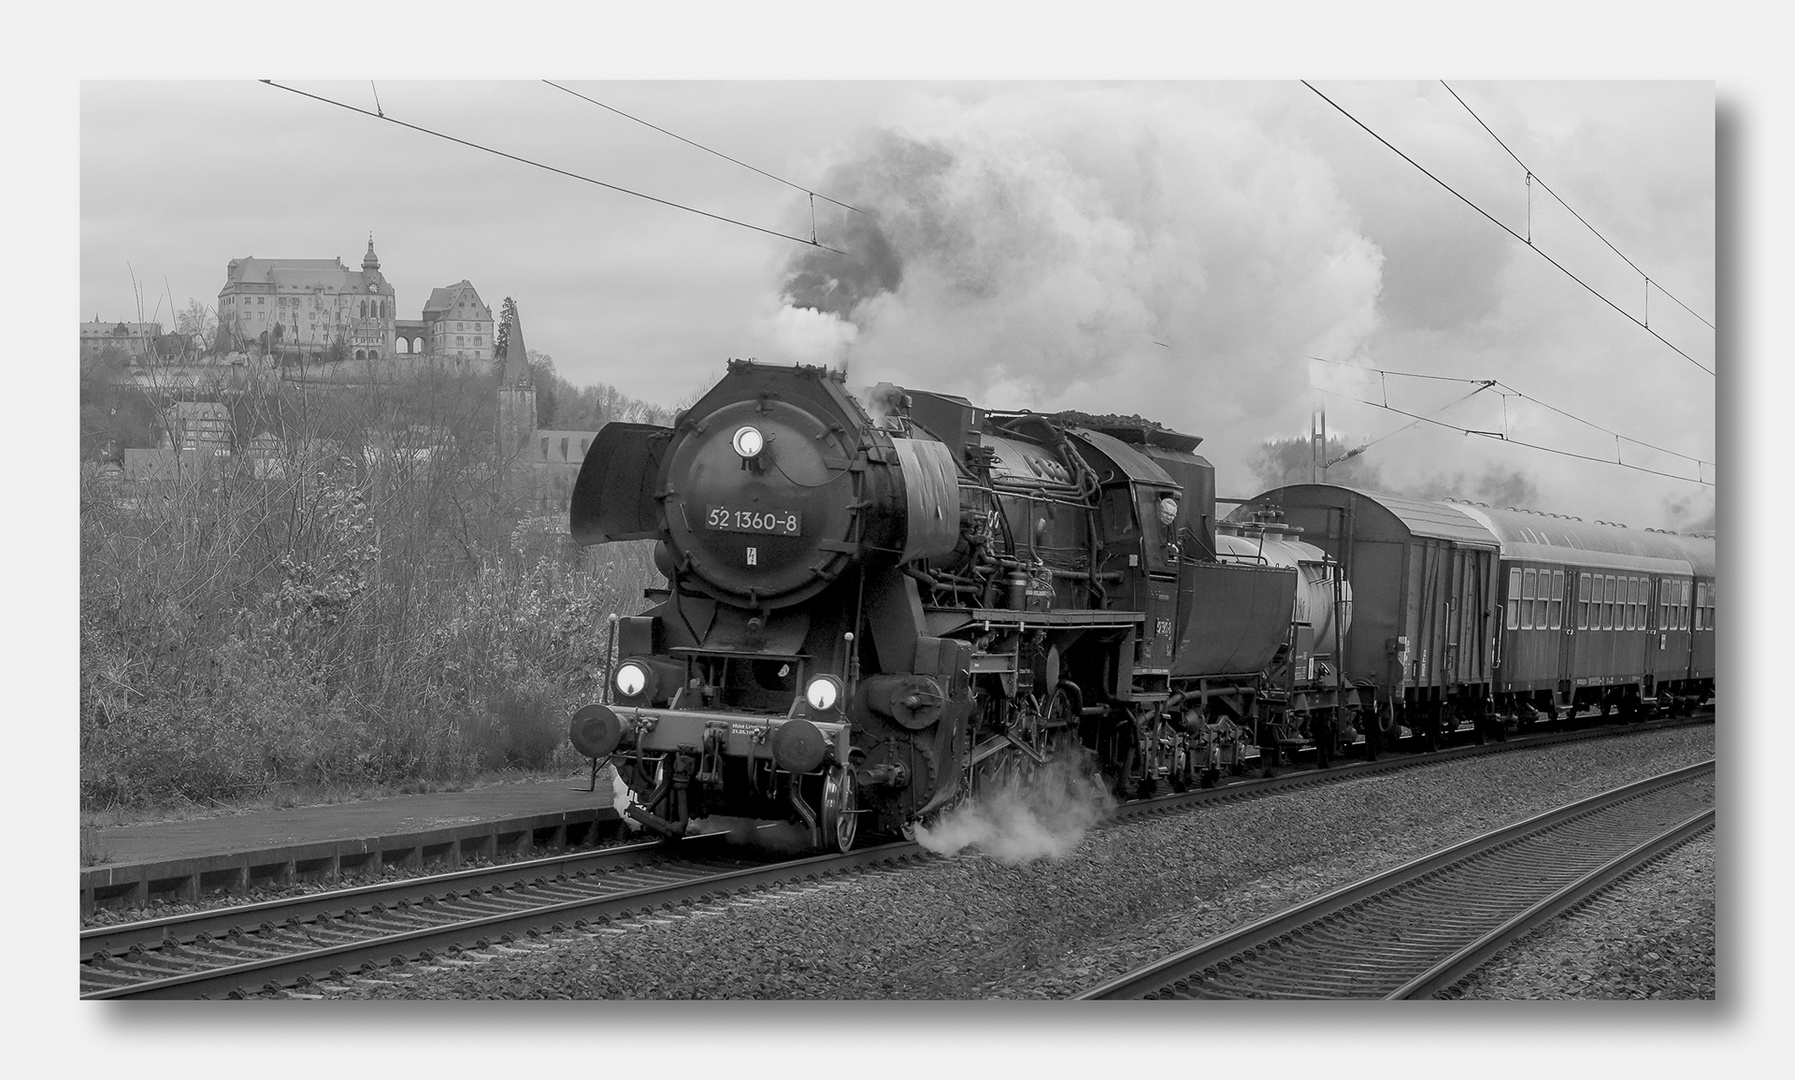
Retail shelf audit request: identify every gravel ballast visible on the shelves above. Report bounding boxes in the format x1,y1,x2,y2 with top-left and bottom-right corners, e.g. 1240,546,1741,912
1449,829,1715,999
301,727,1716,1000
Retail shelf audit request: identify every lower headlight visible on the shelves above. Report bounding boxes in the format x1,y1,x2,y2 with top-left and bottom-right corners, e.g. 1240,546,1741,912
615,660,651,699
805,675,842,712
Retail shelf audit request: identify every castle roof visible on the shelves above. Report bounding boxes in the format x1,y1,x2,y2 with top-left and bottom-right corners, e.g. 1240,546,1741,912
423,280,485,318
222,254,391,294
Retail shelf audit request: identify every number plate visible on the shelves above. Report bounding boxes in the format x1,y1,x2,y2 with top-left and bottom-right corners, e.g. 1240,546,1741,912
704,505,801,536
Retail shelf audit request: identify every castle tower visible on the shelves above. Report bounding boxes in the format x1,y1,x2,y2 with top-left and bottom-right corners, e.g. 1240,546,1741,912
495,297,537,461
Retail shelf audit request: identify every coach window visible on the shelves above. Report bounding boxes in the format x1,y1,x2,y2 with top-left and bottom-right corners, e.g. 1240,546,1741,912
1683,580,1692,629
1620,578,1632,630
1598,576,1610,629
1521,569,1536,629
1506,568,1521,629
1636,578,1648,630
1577,574,1590,629
1550,570,1564,629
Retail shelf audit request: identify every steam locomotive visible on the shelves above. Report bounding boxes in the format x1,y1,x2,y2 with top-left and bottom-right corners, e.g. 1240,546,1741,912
565,360,1714,851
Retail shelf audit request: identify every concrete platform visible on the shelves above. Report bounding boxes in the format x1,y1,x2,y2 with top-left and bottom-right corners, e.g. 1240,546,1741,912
81,775,621,915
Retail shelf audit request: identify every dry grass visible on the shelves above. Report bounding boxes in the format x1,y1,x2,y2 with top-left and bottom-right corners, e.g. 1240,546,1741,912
80,375,663,814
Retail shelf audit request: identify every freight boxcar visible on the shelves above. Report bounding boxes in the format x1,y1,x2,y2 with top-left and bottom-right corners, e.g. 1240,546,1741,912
1227,485,1501,746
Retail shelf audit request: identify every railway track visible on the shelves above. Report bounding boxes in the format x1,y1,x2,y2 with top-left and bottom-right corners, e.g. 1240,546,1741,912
1074,759,1715,1000
81,832,921,1000
82,713,1709,1000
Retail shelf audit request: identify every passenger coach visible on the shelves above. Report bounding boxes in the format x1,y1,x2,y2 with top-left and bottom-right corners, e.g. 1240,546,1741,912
1450,504,1714,722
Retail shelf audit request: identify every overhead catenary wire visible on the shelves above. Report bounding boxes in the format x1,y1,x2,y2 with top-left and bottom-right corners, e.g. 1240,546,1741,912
1344,379,1496,456
261,80,849,256
1440,81,1715,332
1309,355,1714,473
1301,81,1714,377
542,80,871,218
1315,386,1711,487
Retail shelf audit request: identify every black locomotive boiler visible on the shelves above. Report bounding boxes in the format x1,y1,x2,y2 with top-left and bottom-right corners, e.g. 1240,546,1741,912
566,360,1316,850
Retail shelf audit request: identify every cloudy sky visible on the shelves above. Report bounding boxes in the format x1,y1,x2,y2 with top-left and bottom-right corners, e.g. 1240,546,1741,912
82,78,1715,528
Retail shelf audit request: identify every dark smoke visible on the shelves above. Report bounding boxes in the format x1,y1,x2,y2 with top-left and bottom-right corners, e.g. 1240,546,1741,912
781,133,958,320
1250,435,1387,492
783,214,905,319
1406,463,1540,509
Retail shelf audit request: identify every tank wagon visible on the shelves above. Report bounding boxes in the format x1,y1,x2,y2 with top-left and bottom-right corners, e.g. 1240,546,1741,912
566,360,1305,850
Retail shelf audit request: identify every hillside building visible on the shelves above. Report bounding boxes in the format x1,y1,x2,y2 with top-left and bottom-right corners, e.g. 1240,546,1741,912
217,237,396,362
82,320,162,362
162,401,233,453
422,280,494,364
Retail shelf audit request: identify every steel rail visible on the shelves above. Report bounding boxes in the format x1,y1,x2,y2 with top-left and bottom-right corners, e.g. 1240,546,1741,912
82,831,741,959
1390,806,1714,999
1072,760,1714,1000
84,841,921,1000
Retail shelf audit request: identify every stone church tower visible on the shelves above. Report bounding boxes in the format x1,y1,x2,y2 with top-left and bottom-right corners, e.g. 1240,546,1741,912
494,297,537,466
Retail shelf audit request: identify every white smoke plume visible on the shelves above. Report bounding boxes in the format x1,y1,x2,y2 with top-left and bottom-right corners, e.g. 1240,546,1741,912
764,303,858,369
770,85,1385,486
912,754,1116,865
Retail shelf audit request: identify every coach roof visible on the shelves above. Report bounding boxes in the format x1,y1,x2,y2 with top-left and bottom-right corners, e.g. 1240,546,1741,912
1452,504,1696,576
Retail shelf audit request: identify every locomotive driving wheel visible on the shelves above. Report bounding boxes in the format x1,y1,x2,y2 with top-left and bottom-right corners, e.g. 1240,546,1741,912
819,764,858,852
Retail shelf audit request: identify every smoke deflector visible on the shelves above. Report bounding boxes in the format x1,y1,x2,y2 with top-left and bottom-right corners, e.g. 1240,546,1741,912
570,423,672,544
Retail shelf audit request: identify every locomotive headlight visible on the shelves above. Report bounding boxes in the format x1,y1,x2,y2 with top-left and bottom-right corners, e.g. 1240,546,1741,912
805,675,843,712
731,425,765,459
614,660,650,699
1158,497,1179,527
